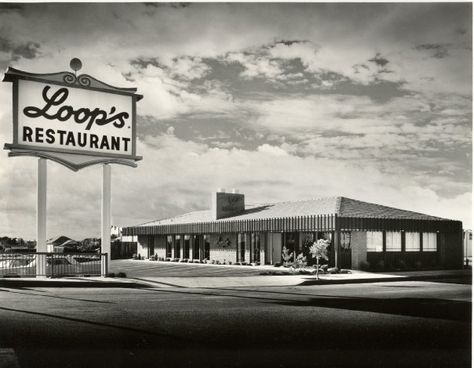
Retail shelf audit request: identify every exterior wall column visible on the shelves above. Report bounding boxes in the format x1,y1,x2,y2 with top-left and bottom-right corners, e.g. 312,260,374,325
171,235,175,259
189,235,194,260
245,233,250,263
260,233,266,265
333,230,340,268
333,215,340,268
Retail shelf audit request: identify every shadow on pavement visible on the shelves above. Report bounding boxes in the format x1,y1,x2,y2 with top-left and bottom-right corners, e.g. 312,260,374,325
0,279,150,289
268,296,471,322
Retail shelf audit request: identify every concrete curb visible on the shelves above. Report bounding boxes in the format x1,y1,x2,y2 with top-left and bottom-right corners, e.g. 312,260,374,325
0,277,148,288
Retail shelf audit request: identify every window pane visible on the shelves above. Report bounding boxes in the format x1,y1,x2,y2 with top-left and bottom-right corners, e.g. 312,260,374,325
423,233,437,252
386,231,401,252
367,231,383,252
405,232,420,252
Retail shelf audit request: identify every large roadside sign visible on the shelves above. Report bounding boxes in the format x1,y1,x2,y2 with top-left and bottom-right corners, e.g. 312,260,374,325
3,63,142,164
2,59,143,275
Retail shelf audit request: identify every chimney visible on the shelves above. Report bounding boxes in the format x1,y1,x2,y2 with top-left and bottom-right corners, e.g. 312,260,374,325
211,189,245,220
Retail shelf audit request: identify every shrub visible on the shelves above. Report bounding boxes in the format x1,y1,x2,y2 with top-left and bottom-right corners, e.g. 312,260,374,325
295,252,307,269
117,272,126,278
359,260,371,271
397,259,408,270
274,262,282,267
282,246,294,267
375,260,385,271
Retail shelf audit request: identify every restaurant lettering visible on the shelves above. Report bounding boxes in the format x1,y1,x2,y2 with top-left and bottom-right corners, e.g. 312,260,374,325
22,126,130,151
23,86,129,131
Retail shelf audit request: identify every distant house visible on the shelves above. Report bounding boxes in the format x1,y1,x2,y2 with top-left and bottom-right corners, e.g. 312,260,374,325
46,236,79,253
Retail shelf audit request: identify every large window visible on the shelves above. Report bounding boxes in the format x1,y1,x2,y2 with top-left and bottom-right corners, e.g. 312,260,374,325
175,235,181,258
251,233,261,263
405,232,420,252
237,233,246,262
166,236,173,258
284,232,299,254
367,231,383,252
203,234,210,260
183,235,190,259
423,233,437,252
192,235,200,260
385,231,401,252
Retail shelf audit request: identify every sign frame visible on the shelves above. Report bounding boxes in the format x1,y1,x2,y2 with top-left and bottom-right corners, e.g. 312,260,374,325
3,66,143,168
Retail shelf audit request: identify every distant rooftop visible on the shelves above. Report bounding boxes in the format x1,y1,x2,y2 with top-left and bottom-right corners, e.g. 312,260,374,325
138,196,447,227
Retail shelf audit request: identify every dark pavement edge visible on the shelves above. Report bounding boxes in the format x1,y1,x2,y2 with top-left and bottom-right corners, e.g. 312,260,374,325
299,272,472,286
0,277,150,289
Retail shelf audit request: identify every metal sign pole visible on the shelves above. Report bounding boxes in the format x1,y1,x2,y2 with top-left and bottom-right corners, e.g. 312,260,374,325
101,163,111,276
36,158,47,277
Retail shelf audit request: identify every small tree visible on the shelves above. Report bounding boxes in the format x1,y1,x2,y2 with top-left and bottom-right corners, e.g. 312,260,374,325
309,239,330,279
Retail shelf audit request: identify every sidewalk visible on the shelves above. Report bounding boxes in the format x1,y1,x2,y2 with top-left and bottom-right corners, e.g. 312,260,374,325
0,268,469,289
129,269,471,288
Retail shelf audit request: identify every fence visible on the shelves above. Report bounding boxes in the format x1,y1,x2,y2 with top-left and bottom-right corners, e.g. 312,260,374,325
0,252,107,278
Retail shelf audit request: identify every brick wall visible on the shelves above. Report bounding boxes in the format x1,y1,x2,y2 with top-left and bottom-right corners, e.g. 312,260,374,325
209,233,238,263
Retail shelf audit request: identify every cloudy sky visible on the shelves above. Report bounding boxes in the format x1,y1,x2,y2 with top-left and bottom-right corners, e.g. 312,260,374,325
0,2,471,240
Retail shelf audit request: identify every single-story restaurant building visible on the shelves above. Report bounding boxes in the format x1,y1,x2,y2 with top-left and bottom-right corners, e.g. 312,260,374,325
122,190,463,270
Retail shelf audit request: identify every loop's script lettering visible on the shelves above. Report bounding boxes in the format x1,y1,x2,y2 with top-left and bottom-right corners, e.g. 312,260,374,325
23,86,129,130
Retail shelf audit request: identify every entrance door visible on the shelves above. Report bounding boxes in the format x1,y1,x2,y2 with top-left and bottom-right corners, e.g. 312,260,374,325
203,235,210,260
237,233,246,262
192,235,200,260
340,232,352,269
148,236,155,258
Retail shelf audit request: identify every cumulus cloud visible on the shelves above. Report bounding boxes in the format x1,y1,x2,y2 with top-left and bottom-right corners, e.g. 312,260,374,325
0,3,470,239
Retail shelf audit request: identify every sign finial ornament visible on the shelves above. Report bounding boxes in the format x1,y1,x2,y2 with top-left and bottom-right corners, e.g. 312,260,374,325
69,58,82,74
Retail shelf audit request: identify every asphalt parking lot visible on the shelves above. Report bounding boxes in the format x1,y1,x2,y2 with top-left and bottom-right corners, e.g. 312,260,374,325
0,277,470,368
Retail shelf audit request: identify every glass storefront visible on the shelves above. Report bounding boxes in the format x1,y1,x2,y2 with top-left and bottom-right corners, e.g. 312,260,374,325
237,233,246,262
175,235,181,258
183,235,190,259
166,235,173,258
250,233,261,264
